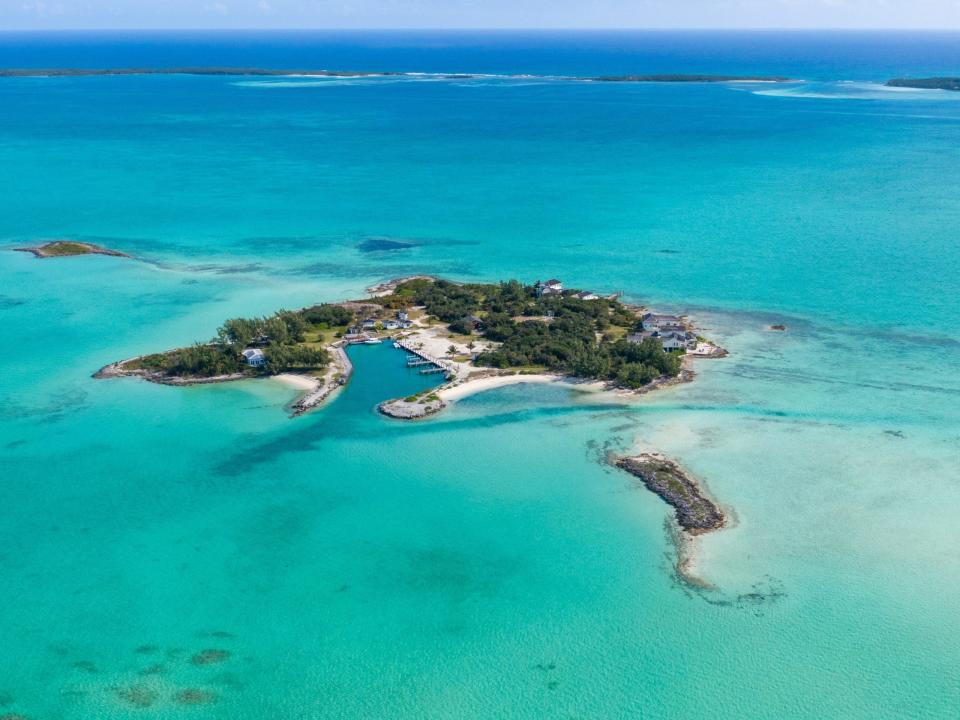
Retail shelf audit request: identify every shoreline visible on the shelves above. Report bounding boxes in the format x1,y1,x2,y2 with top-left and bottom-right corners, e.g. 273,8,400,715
95,345,354,417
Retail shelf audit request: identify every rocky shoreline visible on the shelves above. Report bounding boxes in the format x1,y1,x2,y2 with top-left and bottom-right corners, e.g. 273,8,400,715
93,357,245,386
290,346,353,417
15,240,130,259
613,452,725,535
364,274,438,297
378,396,446,420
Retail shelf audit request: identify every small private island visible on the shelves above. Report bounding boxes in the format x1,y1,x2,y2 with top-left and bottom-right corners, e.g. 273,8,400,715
96,276,729,577
15,240,130,259
96,276,725,417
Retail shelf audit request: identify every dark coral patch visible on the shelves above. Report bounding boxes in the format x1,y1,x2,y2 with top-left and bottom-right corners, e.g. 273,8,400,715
191,649,231,666
174,689,218,706
115,685,159,708
358,238,416,253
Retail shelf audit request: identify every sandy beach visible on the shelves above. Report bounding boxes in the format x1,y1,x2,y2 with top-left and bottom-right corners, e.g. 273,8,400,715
437,372,561,402
271,373,322,391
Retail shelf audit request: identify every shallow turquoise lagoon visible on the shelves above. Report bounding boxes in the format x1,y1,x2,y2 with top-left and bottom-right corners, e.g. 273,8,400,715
1,32,959,719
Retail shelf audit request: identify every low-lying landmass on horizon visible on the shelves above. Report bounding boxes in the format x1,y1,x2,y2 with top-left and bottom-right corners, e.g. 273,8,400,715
885,77,960,91
0,67,795,84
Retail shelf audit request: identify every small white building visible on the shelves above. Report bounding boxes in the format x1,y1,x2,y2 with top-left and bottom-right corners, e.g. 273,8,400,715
398,310,409,321
640,312,684,332
383,320,401,330
241,348,266,367
574,291,599,301
536,279,564,297
627,329,696,352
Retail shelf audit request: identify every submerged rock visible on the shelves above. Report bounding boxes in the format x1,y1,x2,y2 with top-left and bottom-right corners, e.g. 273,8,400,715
615,453,725,535
115,685,159,708
190,649,231,666
174,689,218,706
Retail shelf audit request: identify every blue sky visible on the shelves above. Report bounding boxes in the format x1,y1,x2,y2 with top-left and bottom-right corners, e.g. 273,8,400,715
5,0,959,30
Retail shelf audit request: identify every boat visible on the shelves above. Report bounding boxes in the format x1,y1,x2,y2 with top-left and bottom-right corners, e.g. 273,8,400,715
393,342,401,349
364,338,383,345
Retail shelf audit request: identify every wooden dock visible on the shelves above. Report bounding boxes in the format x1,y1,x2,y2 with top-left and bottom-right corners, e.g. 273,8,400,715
395,339,454,378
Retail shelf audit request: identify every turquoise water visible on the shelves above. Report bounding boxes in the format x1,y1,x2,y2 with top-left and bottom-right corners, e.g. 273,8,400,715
2,32,959,718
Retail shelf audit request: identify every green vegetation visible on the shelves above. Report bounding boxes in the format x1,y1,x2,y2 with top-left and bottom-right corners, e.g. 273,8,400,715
41,241,97,256
17,240,129,258
377,279,681,389
137,305,351,378
886,77,960,91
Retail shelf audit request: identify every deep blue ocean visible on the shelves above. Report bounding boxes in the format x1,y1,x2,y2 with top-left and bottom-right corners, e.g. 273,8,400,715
1,31,959,719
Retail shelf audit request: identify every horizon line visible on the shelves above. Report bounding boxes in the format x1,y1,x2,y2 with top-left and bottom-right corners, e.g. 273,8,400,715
3,27,960,33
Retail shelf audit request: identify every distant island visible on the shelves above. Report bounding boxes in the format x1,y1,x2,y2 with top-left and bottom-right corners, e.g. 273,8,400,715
15,240,129,259
95,276,725,418
886,77,960,91
0,67,792,84
0,67,401,78
593,74,791,83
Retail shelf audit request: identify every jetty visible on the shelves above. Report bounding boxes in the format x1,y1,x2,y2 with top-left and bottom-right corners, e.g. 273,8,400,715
395,338,454,379
290,345,353,417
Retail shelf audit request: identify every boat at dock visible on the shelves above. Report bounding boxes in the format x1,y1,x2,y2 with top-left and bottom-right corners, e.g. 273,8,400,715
363,338,383,345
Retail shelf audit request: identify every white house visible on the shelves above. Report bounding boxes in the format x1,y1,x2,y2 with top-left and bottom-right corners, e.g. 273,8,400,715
574,291,599,301
383,320,401,330
627,329,696,352
536,279,563,297
241,348,266,367
659,332,689,352
640,312,684,332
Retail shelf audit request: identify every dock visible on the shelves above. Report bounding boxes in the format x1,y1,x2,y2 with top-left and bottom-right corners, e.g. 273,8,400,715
395,338,454,379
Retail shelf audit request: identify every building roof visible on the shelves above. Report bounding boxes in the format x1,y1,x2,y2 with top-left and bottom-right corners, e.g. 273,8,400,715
544,279,562,286
241,348,265,359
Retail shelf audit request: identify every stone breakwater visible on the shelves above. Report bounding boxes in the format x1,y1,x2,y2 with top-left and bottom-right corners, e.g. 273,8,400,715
291,346,353,417
614,453,725,535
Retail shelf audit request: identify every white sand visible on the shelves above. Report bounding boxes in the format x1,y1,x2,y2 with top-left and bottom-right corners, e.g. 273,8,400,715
438,373,561,402
271,373,321,391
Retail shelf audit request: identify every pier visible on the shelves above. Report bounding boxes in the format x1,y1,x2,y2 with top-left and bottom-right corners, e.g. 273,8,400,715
395,338,454,378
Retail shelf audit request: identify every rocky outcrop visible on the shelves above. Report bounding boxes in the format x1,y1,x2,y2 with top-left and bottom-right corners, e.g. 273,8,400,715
15,240,129,259
614,453,725,535
378,397,445,420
